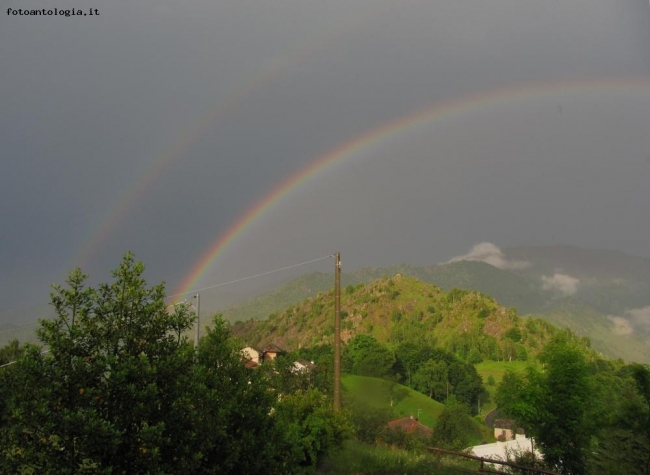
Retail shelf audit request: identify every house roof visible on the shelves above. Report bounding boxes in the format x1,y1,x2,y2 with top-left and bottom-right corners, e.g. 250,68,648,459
241,347,261,358
387,417,433,437
471,435,543,461
263,343,284,353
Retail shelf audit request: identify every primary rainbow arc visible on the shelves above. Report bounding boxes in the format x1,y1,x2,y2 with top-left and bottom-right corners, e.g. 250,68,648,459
174,77,650,297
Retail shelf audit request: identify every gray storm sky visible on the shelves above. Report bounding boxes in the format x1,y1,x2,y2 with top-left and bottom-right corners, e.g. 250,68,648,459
1,0,650,322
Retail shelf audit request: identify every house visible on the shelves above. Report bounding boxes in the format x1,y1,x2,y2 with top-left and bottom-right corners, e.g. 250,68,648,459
292,359,316,373
241,346,261,364
261,343,284,362
471,434,542,463
494,418,517,441
386,416,433,438
240,343,286,367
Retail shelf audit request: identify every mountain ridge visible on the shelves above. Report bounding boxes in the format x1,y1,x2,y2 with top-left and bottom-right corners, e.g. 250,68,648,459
223,245,650,363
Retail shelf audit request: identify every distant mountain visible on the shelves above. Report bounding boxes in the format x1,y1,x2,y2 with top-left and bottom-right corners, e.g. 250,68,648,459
504,245,650,281
221,245,650,363
413,261,549,314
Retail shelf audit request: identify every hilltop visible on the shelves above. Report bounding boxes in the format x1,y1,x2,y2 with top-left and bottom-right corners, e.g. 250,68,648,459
231,274,560,362
224,245,650,363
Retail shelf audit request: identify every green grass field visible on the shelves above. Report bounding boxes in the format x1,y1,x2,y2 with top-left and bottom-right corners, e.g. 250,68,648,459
475,360,536,383
341,374,492,445
342,374,444,429
475,360,540,416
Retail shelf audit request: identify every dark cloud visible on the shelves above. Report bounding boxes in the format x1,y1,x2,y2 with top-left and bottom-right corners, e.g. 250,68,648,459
1,0,650,323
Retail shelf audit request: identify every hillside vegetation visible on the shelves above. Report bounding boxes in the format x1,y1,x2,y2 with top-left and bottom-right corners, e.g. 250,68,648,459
224,246,650,363
232,274,560,363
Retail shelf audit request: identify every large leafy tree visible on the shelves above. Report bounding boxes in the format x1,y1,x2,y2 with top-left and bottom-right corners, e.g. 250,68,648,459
430,396,473,451
413,360,448,400
393,341,434,386
343,334,394,378
536,341,594,475
271,388,350,475
0,254,278,474
496,337,595,475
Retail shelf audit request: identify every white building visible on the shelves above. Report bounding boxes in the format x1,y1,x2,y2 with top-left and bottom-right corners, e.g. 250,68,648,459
241,346,260,364
471,434,542,463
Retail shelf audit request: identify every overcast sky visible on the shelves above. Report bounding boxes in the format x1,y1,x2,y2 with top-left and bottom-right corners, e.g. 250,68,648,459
2,0,650,322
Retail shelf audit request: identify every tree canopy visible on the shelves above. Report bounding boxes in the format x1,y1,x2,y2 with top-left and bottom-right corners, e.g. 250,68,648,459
0,253,345,474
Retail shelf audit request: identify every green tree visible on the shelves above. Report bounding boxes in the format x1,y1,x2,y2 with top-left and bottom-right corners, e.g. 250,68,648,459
271,388,350,474
346,400,394,444
447,361,483,412
430,397,473,450
630,364,650,475
0,254,279,474
189,316,279,474
344,335,394,378
295,344,334,396
538,340,594,475
393,341,433,387
413,360,447,400
268,351,312,394
0,338,23,365
496,339,595,475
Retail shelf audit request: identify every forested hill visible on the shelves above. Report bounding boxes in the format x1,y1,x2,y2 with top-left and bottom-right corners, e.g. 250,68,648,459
231,275,567,362
221,254,650,363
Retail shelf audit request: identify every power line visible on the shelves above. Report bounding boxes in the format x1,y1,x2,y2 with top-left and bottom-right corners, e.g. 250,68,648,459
0,322,41,334
0,255,334,367
0,350,50,369
166,254,334,299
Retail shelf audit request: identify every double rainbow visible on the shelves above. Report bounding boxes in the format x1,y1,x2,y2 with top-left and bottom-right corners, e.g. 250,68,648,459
174,77,650,297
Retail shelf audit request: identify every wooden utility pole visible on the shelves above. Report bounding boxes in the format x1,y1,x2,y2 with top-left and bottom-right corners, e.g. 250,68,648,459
334,252,341,411
194,293,201,348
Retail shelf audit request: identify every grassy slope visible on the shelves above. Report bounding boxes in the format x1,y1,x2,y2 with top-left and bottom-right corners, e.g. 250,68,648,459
474,360,538,416
342,374,444,430
341,374,492,446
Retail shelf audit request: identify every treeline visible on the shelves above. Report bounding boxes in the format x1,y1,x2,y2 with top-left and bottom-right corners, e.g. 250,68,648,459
284,334,485,415
0,254,348,475
495,333,650,475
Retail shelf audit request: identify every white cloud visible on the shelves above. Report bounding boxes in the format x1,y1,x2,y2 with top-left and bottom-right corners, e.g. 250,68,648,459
607,316,634,335
625,306,650,328
607,306,650,335
541,273,580,296
445,242,530,270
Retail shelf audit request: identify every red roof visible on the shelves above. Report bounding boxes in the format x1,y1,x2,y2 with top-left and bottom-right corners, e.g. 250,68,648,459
387,417,433,437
